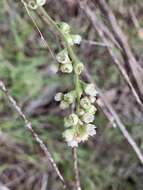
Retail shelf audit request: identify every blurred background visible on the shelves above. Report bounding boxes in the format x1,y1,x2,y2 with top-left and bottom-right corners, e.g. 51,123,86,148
0,0,143,189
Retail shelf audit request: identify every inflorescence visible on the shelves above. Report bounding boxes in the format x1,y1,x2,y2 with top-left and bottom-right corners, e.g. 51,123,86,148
28,0,98,148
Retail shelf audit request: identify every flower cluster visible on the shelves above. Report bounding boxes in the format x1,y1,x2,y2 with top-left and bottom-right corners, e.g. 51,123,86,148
54,22,98,147
56,22,83,74
55,83,98,147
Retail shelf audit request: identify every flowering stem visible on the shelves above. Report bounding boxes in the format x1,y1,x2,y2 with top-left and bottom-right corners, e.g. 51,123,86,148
38,7,81,190
39,7,81,117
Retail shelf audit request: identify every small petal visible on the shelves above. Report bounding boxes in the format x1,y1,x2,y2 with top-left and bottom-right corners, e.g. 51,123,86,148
82,113,94,123
87,124,97,136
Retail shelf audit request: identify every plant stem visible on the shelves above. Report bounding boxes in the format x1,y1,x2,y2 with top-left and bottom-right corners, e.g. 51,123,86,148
38,7,81,190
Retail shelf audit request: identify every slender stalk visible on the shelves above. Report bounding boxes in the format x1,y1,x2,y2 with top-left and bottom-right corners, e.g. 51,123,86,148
73,147,81,190
0,80,66,188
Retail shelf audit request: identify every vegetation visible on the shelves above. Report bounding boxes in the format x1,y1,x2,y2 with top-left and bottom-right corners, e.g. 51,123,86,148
0,0,143,189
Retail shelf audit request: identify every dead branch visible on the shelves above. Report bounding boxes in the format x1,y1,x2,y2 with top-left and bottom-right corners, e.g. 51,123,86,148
78,0,143,108
96,0,143,103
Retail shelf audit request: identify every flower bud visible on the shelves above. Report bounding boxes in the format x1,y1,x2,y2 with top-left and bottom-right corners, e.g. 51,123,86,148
82,113,94,123
85,83,98,97
60,63,73,73
64,113,79,127
60,100,69,109
59,22,71,34
74,62,84,75
54,92,63,102
63,91,75,104
71,34,82,45
56,49,70,64
80,97,92,110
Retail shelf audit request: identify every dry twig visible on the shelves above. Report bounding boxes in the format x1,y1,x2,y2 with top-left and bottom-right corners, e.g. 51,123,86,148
0,80,66,188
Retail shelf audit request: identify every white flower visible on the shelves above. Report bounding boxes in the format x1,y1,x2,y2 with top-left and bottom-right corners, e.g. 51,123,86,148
87,124,97,136
56,49,70,64
71,34,82,45
60,63,73,73
82,113,94,123
63,129,75,141
74,62,84,75
80,97,92,110
54,92,63,101
63,129,78,147
64,113,79,127
36,0,46,6
85,83,98,97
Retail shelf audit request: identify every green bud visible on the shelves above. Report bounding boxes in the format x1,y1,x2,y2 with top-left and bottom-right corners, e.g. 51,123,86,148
74,62,84,75
71,34,82,45
56,49,70,64
58,22,71,34
63,91,75,104
60,63,73,73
